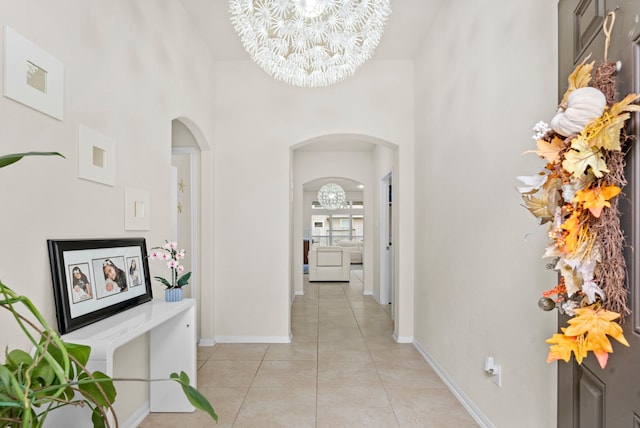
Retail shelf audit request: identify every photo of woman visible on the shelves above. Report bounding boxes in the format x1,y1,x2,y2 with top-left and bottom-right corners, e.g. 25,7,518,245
128,257,141,287
70,265,93,303
101,258,128,296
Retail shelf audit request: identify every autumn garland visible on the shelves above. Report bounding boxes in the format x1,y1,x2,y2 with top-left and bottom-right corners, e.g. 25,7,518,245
517,58,640,369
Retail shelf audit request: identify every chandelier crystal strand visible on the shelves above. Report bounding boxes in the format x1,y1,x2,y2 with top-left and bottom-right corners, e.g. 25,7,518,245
229,0,391,87
317,183,346,209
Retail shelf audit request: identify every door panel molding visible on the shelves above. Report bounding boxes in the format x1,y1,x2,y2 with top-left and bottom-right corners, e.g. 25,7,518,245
578,367,605,428
573,0,605,61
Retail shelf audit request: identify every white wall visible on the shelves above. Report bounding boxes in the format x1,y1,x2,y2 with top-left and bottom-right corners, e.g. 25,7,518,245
413,1,559,426
0,0,217,423
212,59,415,341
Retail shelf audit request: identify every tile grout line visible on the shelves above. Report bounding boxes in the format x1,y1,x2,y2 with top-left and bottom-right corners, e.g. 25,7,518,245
229,346,267,427
344,275,403,428
314,281,320,428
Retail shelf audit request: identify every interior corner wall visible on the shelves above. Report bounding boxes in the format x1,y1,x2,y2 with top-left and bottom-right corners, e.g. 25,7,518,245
0,1,217,423
412,1,558,426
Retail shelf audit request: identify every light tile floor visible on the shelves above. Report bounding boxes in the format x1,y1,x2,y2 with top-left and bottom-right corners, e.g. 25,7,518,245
139,270,478,427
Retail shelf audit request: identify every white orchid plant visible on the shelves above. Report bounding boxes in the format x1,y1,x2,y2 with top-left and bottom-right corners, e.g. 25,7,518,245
149,241,191,289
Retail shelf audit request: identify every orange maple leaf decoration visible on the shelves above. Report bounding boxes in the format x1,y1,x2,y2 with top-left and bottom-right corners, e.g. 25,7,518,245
546,327,584,364
546,307,629,369
573,183,621,218
559,211,581,253
524,136,564,164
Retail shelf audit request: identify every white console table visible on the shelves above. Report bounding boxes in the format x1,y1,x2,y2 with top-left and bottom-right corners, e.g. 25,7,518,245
47,298,197,427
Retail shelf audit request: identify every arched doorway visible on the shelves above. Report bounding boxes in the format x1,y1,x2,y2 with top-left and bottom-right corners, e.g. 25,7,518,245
170,118,214,344
290,134,400,338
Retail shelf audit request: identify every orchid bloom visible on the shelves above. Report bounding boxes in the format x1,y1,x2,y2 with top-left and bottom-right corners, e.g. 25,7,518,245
150,240,191,289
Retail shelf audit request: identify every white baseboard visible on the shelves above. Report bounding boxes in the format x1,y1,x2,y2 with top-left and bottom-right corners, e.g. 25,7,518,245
392,333,413,343
214,335,292,343
413,339,495,428
198,337,216,347
121,400,149,428
292,291,301,305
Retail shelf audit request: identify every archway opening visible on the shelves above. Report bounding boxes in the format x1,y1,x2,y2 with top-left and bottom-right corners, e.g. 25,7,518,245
170,118,213,343
290,133,398,339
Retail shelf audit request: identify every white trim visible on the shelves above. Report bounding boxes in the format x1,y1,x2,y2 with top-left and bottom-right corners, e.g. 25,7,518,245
392,333,413,343
363,290,373,296
170,166,178,239
172,147,200,340
379,174,391,305
215,335,292,343
198,337,216,347
413,339,495,428
121,401,150,428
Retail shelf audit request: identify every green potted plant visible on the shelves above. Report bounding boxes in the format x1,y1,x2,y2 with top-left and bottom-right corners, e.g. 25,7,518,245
0,153,217,427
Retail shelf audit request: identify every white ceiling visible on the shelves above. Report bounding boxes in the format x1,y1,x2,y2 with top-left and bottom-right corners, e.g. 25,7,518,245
180,0,440,62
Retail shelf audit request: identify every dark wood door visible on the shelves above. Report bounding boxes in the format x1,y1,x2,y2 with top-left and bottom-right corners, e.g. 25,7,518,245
558,1,640,427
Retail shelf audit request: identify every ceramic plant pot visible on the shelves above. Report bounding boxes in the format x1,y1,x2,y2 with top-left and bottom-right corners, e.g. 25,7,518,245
165,288,183,302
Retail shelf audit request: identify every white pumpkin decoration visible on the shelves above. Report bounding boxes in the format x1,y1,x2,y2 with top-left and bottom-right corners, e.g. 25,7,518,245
550,87,606,137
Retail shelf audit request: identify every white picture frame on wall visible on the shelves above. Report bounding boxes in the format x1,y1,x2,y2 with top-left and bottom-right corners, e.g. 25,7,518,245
125,187,151,231
78,124,116,186
3,26,64,120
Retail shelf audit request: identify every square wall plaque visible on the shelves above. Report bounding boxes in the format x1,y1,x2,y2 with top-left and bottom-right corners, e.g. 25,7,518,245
78,124,116,186
125,187,151,231
3,26,64,120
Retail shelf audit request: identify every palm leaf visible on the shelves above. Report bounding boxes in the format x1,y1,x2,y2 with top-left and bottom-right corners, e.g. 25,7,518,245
0,152,65,169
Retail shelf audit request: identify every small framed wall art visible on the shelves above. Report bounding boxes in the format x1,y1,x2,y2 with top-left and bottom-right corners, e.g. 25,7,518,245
78,124,116,186
3,26,64,120
125,187,151,230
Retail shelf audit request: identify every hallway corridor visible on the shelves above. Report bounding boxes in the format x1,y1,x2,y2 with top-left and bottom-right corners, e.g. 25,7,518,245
140,271,478,427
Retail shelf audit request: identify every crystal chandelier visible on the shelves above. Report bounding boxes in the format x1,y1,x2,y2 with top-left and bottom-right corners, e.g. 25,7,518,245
229,0,392,87
317,183,346,209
